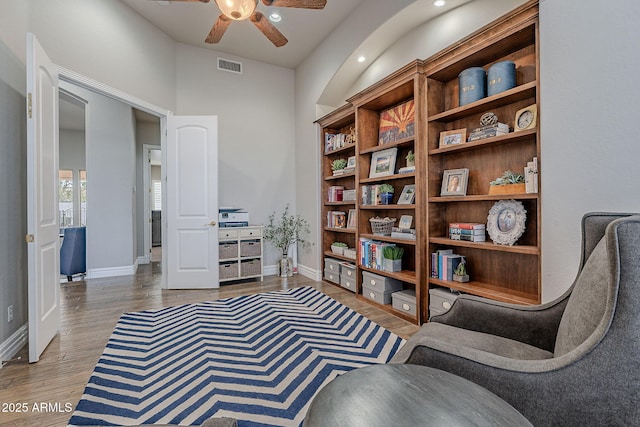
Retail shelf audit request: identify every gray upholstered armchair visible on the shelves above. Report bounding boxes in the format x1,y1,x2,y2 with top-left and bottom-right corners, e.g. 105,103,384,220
392,212,640,426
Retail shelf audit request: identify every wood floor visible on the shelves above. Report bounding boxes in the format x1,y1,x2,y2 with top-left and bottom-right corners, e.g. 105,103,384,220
0,262,420,426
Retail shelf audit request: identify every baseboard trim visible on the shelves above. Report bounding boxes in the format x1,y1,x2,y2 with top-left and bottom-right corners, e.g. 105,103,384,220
137,255,150,265
88,261,138,279
263,264,278,276
298,264,322,281
0,323,28,366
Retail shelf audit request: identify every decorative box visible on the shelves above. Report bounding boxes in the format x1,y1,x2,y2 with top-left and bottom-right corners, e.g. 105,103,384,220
429,288,459,317
487,60,516,96
458,67,486,106
362,283,394,305
362,271,403,293
392,289,416,316
343,189,356,201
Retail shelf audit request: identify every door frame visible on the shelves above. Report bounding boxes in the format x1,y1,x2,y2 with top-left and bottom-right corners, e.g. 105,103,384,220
55,65,171,287
143,144,162,264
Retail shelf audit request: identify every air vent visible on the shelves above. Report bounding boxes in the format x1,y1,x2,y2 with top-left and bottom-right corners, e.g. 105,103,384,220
217,58,243,74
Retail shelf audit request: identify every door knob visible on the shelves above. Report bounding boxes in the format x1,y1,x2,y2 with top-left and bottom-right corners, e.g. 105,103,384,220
205,221,217,227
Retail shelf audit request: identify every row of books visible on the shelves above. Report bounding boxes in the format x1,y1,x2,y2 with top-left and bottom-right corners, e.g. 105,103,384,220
359,238,398,270
431,249,465,281
328,186,344,202
525,157,539,194
327,211,347,228
361,185,389,206
449,222,486,242
468,122,509,142
325,132,354,152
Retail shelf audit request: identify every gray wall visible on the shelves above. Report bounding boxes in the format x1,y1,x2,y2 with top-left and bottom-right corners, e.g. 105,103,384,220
0,41,27,348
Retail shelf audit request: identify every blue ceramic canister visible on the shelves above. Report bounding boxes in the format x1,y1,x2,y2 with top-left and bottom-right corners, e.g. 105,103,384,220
487,60,516,96
458,67,486,106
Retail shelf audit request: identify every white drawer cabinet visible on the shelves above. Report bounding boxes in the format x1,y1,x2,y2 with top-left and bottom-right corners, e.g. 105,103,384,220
218,226,263,282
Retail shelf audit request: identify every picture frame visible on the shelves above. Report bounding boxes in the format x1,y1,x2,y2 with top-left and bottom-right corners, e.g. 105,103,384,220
378,99,415,145
398,215,413,229
439,128,467,148
346,155,356,169
486,199,527,245
440,168,469,196
397,184,416,205
369,147,398,178
347,209,356,229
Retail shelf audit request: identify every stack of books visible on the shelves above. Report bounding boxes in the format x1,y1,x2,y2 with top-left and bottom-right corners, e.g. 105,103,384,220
390,227,416,240
525,157,539,194
398,165,416,174
449,222,486,242
431,249,465,281
359,238,399,270
468,123,509,141
328,186,344,202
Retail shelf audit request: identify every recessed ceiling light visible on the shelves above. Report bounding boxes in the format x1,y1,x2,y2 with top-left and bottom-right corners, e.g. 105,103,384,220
357,56,366,63
434,0,446,6
269,12,282,22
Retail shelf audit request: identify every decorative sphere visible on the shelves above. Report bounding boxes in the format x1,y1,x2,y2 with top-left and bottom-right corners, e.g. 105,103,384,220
480,112,498,126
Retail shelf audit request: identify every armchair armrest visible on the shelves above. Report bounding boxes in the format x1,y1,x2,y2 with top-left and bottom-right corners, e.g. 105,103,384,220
430,294,568,352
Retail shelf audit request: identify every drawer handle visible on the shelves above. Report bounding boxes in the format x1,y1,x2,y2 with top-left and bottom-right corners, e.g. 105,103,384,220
330,265,334,270
402,303,410,311
345,282,351,288
370,279,376,286
369,292,376,298
347,271,352,276
443,301,452,310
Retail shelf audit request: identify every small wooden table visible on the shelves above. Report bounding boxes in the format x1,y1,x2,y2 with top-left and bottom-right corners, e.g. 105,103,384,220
304,364,532,426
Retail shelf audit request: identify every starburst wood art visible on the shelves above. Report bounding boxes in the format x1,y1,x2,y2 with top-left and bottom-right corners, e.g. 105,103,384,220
378,99,415,144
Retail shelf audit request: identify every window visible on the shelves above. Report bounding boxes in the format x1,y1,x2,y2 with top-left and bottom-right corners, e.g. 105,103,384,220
152,180,162,211
59,170,74,226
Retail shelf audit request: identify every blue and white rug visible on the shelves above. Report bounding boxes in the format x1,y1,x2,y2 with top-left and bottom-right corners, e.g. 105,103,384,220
69,287,404,426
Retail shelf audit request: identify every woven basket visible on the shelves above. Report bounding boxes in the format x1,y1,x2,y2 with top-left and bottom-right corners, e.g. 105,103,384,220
369,217,396,236
241,259,261,277
240,240,261,257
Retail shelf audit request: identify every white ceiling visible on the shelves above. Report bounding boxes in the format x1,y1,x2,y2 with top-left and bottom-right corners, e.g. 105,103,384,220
121,0,365,69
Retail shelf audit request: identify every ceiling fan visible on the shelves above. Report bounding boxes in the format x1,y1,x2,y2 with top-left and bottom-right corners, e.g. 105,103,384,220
172,0,327,47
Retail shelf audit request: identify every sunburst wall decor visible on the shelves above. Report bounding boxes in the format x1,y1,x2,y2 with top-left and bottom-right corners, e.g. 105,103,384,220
378,99,415,144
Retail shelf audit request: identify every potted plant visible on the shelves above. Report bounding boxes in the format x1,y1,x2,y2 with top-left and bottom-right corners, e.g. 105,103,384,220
331,158,347,175
378,183,394,205
264,204,310,277
453,258,469,282
405,150,415,167
382,246,404,272
330,241,348,255
488,170,526,195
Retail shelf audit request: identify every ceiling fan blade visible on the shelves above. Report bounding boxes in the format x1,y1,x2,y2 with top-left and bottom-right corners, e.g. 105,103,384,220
250,12,288,47
205,14,232,44
169,0,211,3
261,0,326,9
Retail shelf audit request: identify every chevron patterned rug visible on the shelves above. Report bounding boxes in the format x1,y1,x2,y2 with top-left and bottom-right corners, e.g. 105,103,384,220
68,286,404,426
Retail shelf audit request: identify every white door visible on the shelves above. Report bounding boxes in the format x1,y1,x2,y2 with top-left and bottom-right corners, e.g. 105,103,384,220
26,33,60,362
166,115,219,289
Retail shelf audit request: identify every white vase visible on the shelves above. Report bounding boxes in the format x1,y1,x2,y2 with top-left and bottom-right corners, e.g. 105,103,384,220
279,257,293,277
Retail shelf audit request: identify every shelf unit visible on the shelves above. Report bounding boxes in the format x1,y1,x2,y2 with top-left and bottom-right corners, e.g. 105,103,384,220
346,60,426,324
218,226,264,282
316,104,358,286
423,2,541,320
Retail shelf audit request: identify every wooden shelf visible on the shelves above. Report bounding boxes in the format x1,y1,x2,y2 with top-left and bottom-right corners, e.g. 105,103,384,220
323,251,357,263
360,204,416,210
428,194,538,203
428,128,536,155
324,143,356,156
360,233,417,246
428,81,537,123
325,171,355,181
430,278,539,305
356,294,418,323
360,173,415,184
429,237,539,255
325,201,357,206
359,137,415,154
360,265,417,284
324,227,356,234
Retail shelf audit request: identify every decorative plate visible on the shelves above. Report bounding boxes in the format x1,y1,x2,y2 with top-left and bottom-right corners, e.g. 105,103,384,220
487,199,527,245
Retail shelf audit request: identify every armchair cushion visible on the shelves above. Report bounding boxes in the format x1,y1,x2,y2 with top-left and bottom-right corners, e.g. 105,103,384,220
554,237,609,356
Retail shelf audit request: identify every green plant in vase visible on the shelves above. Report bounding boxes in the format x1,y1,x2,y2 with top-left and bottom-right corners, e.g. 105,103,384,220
382,246,404,272
378,183,394,205
331,158,347,175
330,241,348,256
405,150,415,167
264,204,310,278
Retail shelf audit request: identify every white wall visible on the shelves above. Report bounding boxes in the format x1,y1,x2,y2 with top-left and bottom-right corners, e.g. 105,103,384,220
61,82,138,276
175,44,297,267
27,0,176,110
539,0,640,300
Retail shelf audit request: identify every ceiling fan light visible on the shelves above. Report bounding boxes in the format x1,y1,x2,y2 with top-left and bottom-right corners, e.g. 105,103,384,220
215,0,257,21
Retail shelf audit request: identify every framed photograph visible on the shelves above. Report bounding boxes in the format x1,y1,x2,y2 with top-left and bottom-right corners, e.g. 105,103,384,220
398,215,413,229
440,168,469,196
439,128,467,147
378,99,415,145
397,184,416,205
346,156,356,169
487,199,527,245
347,209,356,229
369,147,398,178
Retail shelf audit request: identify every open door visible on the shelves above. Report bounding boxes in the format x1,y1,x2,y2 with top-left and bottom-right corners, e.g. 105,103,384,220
166,115,219,289
26,33,60,362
